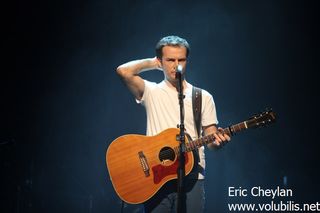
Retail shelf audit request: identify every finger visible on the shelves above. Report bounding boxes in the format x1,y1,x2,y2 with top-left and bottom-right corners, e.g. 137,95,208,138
213,141,222,148
213,133,222,143
217,127,231,141
155,57,163,70
224,134,231,141
218,127,230,141
216,134,229,147
217,133,227,141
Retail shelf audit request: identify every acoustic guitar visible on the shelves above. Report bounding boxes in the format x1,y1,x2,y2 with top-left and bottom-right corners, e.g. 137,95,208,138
106,110,276,204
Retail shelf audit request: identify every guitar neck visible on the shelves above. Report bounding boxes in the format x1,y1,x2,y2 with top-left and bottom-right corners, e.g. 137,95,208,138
173,110,275,153
183,121,248,152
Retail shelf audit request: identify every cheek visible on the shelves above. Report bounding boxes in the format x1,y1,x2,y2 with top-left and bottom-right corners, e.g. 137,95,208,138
162,63,172,70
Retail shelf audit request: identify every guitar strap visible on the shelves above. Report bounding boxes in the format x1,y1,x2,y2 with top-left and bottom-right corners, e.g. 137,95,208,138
192,86,202,138
188,86,202,177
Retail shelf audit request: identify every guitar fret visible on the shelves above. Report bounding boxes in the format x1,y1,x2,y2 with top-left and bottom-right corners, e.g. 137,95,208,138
232,122,246,133
236,124,240,132
236,123,241,132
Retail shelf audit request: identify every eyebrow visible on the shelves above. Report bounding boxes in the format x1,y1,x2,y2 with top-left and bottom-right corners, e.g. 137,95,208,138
165,58,187,61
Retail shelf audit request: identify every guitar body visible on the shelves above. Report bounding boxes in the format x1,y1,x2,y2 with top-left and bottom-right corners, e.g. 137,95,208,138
106,128,194,204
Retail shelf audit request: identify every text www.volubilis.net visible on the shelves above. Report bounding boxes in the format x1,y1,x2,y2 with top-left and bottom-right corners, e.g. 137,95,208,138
228,201,320,212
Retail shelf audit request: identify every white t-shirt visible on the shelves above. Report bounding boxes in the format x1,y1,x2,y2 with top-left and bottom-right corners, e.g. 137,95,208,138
137,80,218,179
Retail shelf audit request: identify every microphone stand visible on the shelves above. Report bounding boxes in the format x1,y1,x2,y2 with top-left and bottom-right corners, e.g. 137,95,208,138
176,70,186,213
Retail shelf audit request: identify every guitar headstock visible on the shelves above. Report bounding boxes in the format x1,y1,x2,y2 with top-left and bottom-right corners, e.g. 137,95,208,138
246,109,276,129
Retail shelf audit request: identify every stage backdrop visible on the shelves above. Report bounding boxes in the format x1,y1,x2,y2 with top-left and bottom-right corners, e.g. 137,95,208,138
4,0,319,212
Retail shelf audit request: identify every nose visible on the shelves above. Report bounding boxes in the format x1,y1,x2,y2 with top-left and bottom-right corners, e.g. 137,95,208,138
174,60,179,68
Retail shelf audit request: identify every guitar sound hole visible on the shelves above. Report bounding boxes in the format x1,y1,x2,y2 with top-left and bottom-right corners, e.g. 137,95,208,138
159,147,175,162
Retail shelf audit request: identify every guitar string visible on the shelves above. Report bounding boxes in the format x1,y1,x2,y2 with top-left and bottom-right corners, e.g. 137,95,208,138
158,138,208,160
157,129,234,159
158,118,273,159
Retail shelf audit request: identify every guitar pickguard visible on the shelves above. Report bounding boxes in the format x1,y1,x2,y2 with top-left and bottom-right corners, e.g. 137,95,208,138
152,153,189,184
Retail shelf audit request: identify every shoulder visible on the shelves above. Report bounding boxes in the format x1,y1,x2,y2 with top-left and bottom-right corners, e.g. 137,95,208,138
190,83,214,100
142,80,166,100
201,88,213,99
143,80,158,92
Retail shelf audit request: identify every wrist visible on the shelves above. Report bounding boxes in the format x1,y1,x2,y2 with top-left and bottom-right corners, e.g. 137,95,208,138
140,57,160,72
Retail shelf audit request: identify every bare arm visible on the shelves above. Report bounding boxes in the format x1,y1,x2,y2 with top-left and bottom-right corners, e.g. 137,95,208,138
116,57,161,100
203,124,231,150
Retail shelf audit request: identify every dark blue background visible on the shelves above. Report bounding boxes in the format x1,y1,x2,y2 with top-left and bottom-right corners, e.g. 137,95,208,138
3,0,319,212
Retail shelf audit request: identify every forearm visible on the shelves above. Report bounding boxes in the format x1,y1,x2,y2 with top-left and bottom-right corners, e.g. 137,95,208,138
116,57,160,100
116,57,159,78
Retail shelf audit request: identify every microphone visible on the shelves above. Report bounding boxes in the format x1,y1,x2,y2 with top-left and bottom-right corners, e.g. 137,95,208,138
176,64,183,73
176,64,183,79
175,64,183,79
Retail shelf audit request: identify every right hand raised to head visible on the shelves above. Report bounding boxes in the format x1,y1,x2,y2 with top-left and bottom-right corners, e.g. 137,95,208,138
151,56,163,71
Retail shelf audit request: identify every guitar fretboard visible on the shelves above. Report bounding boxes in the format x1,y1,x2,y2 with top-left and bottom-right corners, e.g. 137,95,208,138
173,110,275,154
186,121,247,152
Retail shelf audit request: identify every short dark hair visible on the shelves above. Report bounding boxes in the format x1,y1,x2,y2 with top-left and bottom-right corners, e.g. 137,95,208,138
155,35,190,59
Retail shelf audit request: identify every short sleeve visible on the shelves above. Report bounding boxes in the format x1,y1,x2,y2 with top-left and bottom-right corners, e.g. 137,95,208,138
136,80,156,105
201,90,219,127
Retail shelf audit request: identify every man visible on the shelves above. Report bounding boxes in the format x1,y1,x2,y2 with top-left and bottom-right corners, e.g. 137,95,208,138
116,35,230,212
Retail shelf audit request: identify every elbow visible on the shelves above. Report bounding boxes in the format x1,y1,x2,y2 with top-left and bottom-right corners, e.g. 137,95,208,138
116,66,133,81
116,66,126,77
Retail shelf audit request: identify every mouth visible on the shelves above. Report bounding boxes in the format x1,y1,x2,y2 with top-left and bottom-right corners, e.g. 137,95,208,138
170,72,178,78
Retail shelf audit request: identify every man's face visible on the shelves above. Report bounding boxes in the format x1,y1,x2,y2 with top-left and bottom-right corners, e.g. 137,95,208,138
158,46,187,83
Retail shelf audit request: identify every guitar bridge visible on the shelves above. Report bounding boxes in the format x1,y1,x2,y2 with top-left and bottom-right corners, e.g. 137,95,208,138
138,151,150,177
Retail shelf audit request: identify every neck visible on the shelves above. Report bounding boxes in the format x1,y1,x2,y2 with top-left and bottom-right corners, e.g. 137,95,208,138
165,79,187,91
